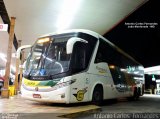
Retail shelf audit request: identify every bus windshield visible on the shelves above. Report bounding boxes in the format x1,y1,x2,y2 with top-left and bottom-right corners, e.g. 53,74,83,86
25,35,72,77
24,32,97,80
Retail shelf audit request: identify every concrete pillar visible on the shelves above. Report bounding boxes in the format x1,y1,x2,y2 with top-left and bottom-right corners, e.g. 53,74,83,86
14,40,21,95
1,17,16,98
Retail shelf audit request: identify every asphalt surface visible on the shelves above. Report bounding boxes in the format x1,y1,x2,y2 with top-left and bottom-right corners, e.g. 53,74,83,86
78,94,160,119
1,94,160,119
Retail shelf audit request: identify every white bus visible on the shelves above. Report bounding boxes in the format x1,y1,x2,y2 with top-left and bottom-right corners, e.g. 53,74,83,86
21,29,144,105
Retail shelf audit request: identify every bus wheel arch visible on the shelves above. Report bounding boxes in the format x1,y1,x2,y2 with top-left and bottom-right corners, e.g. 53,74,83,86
92,84,103,105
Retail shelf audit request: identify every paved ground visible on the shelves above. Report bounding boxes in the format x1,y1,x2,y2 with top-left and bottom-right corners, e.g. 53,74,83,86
78,94,160,119
0,94,160,119
0,95,100,119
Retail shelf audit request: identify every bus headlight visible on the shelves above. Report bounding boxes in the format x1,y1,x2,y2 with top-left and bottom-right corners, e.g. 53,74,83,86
53,79,76,90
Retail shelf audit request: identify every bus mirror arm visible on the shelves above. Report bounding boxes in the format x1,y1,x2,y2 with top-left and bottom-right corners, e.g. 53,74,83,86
16,45,32,59
66,37,88,54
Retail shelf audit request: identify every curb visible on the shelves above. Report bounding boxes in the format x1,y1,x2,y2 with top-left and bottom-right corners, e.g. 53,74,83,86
57,105,101,118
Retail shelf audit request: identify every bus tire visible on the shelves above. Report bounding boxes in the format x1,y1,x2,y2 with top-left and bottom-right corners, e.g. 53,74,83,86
134,87,140,100
127,87,139,101
138,87,141,96
92,85,103,105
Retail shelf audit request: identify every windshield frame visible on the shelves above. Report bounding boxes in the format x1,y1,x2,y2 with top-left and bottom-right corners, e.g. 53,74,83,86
24,33,75,78
23,32,98,80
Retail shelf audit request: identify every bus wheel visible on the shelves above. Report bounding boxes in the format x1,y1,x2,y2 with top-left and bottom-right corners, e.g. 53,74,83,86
92,86,103,105
127,87,139,101
134,87,140,100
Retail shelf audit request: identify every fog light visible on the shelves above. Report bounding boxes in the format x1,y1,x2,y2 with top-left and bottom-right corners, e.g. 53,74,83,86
61,94,65,98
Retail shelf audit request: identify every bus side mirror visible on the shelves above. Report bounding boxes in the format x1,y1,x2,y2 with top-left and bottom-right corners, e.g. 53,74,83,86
66,37,88,54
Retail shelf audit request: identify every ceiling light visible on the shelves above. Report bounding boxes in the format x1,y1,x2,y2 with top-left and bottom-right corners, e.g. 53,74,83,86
56,0,82,31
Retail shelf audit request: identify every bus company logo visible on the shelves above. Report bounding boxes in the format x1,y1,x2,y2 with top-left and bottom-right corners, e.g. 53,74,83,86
35,87,39,91
96,66,107,73
73,87,88,101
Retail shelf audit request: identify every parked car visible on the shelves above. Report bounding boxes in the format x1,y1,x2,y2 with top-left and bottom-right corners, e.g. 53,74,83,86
0,76,4,95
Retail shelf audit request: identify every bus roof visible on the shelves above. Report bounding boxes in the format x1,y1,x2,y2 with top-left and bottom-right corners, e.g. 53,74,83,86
39,29,99,39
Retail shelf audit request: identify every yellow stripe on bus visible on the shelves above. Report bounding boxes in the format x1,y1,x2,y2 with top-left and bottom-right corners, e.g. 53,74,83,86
23,78,40,87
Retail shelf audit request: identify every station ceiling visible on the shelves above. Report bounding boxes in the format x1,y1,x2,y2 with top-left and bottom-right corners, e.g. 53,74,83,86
0,0,156,71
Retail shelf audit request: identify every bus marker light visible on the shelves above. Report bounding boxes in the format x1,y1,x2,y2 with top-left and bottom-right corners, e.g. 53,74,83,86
37,37,50,44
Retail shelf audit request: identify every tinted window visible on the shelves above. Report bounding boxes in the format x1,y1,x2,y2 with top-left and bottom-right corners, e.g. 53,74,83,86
70,33,97,74
95,39,123,67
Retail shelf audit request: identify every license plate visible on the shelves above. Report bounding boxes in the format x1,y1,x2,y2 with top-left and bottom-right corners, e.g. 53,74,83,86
33,94,41,98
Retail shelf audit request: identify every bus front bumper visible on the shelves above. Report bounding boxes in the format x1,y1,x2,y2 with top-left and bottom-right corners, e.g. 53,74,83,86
21,86,70,104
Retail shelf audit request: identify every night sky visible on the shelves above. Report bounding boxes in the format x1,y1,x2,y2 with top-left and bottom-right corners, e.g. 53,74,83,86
104,0,160,68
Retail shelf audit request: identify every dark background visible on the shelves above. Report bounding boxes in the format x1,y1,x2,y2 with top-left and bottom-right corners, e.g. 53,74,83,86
104,0,160,68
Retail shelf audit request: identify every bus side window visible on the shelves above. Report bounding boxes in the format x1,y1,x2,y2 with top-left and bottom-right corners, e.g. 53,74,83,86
95,52,103,63
95,41,106,63
95,39,124,68
95,39,116,64
71,42,87,71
